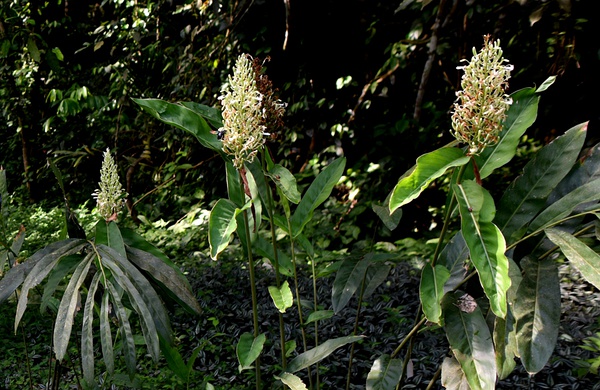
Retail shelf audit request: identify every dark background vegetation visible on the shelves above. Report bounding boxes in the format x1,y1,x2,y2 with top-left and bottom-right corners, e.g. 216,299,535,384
1,0,600,388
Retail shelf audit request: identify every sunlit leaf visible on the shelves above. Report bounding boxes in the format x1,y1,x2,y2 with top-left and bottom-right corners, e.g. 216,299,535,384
267,164,301,204
54,252,94,361
453,181,511,318
495,122,588,243
545,228,600,290
389,148,469,213
179,101,223,129
268,281,294,313
276,372,308,390
441,356,471,390
133,98,223,153
514,256,560,374
443,292,496,390
291,157,346,237
236,332,266,372
366,354,403,390
286,335,364,373
420,263,450,324
208,198,239,260
474,87,542,180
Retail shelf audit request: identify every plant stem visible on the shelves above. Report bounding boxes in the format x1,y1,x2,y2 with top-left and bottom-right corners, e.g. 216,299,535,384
310,253,320,388
390,316,427,359
345,270,368,390
262,152,288,369
242,208,261,389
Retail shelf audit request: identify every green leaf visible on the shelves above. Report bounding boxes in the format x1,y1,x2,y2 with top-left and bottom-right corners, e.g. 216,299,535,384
495,122,588,243
105,278,137,378
286,335,364,373
389,148,469,213
160,334,190,381
440,232,469,293
474,87,541,180
545,228,600,290
493,258,522,380
27,37,40,62
420,263,450,324
372,203,402,231
100,289,114,375
443,292,496,390
133,98,223,153
179,101,223,129
363,263,392,299
514,256,560,374
332,254,370,314
305,310,334,325
453,181,511,318
236,332,266,372
126,246,201,315
441,356,471,390
528,178,600,233
14,239,88,330
366,354,403,390
536,76,556,93
291,157,346,237
253,235,293,276
54,252,94,361
208,198,239,260
268,164,301,204
107,221,126,258
82,271,102,384
275,372,308,390
41,254,82,313
99,245,165,359
268,281,294,313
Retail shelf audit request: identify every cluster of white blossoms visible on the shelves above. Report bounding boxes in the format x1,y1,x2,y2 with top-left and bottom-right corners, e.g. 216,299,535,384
218,54,269,170
451,35,514,156
92,149,126,221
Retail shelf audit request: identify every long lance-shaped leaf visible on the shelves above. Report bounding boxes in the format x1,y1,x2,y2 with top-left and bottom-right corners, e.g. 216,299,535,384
493,258,522,380
332,254,370,314
291,157,346,237
100,286,114,375
286,335,364,373
99,245,162,360
474,85,546,180
389,148,469,213
105,278,137,378
14,239,88,331
253,235,293,277
547,143,600,204
528,178,600,233
1,225,26,271
132,98,223,153
441,356,471,390
420,263,451,324
443,292,496,390
366,354,403,390
453,181,511,318
275,372,308,390
545,228,600,290
514,256,560,374
494,122,588,243
126,246,201,315
41,254,81,313
236,332,266,372
54,251,94,361
363,263,392,299
82,271,102,384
